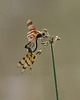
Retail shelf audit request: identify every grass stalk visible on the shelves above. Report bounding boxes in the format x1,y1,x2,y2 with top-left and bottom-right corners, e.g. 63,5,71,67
51,43,59,100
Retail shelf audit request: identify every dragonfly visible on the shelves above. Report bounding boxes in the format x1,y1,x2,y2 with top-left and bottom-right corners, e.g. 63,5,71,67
25,19,48,53
17,19,48,73
17,52,36,73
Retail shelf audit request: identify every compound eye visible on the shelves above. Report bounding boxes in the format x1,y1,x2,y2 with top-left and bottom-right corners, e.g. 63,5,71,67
42,32,45,36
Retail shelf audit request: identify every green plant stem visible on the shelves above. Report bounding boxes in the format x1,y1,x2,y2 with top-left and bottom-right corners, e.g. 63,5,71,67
51,43,59,100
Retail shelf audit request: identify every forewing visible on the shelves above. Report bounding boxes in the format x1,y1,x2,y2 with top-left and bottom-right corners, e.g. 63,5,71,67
27,19,36,31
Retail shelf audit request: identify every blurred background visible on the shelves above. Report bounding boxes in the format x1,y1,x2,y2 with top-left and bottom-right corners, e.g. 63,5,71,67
0,0,80,100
